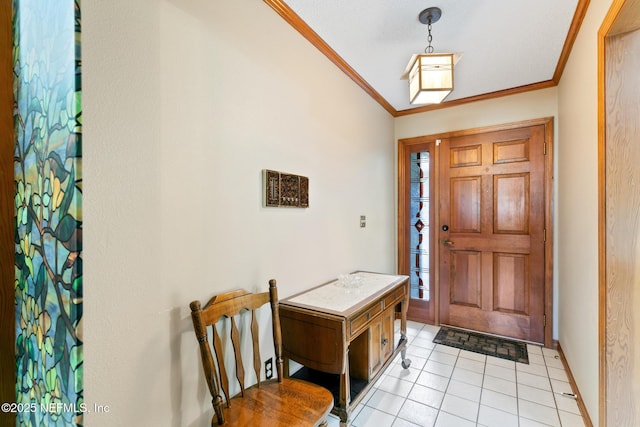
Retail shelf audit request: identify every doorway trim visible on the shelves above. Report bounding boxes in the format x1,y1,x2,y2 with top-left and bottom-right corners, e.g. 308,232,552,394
0,2,15,424
598,1,640,425
398,117,554,348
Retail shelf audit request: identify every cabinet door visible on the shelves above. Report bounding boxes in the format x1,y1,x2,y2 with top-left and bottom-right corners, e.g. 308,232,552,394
381,308,394,362
369,319,383,377
369,308,396,378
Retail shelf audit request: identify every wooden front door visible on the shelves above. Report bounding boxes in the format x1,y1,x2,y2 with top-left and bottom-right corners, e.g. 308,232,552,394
438,124,548,343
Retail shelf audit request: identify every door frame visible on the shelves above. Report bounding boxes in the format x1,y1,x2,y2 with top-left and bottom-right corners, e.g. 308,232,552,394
0,2,15,425
598,1,640,425
398,117,554,348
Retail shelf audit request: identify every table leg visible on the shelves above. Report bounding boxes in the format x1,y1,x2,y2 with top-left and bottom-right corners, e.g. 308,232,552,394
401,341,412,369
338,347,350,425
400,288,412,369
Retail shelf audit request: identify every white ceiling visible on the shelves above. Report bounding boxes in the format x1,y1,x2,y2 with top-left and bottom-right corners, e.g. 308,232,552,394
269,0,582,114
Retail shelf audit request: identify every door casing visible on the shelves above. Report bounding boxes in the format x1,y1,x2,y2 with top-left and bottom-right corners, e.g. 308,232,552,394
0,3,15,426
598,0,640,425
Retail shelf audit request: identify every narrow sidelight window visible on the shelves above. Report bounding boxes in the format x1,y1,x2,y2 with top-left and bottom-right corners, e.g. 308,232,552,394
409,152,430,301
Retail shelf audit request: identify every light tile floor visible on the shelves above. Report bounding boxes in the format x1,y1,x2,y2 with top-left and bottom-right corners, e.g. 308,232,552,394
326,321,586,427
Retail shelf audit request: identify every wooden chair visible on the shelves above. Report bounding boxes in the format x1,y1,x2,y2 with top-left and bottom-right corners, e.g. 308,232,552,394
190,279,334,426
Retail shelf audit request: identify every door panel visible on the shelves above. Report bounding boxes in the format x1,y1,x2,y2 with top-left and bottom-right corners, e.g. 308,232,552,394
494,174,530,234
493,139,529,164
493,253,529,314
451,144,482,167
450,177,481,232
449,251,481,307
439,125,546,343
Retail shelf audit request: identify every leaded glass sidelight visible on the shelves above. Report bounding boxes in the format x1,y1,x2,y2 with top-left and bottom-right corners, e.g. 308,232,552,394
409,152,430,301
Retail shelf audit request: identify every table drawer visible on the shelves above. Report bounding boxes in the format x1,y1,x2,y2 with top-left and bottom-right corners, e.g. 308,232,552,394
383,288,404,309
350,301,383,336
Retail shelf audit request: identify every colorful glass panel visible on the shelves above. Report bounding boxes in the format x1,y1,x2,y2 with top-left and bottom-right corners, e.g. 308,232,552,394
409,152,430,301
13,0,83,425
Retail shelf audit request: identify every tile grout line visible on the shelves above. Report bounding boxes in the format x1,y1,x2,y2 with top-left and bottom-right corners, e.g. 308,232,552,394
545,351,563,427
474,351,487,425
433,347,459,426
515,356,521,427
418,325,449,427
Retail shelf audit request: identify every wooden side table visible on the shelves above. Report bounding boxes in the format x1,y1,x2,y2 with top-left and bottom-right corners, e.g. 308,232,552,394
279,272,412,425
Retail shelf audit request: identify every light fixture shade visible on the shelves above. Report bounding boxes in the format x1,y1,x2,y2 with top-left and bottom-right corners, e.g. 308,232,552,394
408,53,454,105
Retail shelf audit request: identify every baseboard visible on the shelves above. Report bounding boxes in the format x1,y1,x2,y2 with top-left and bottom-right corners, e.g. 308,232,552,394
556,343,594,427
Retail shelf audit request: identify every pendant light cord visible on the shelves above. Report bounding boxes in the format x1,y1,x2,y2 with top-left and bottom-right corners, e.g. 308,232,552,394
425,19,434,53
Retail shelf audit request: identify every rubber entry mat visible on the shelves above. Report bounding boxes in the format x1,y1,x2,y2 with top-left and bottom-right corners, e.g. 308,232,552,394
433,326,529,364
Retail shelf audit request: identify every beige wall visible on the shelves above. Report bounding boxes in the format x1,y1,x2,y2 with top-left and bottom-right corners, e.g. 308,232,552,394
83,0,394,425
557,0,614,422
395,88,559,140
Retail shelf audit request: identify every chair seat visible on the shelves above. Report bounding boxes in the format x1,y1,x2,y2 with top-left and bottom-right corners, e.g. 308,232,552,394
215,378,333,427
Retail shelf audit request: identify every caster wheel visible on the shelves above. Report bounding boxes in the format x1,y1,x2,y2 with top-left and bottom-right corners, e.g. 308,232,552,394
401,359,412,369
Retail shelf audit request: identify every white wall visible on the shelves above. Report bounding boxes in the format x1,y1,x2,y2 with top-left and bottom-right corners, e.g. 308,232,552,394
83,0,394,425
557,0,614,422
395,87,560,340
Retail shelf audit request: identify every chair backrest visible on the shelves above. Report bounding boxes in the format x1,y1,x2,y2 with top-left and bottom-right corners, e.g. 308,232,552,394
189,279,284,424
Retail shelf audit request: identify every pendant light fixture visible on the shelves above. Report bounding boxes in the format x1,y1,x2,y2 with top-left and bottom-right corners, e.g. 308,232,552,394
403,7,461,105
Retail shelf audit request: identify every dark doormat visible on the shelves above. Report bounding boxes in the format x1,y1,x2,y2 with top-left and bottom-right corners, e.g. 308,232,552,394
433,326,529,364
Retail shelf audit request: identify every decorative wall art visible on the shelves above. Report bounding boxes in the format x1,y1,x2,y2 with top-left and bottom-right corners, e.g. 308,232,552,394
263,169,309,208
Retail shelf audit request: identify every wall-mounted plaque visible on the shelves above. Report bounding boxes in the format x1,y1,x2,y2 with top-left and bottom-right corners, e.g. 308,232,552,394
263,169,309,208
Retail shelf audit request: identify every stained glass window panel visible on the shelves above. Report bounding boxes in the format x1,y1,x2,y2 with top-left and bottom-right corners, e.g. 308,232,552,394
409,152,430,301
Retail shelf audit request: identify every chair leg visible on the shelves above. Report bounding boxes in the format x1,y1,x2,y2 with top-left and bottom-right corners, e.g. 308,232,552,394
213,395,225,425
